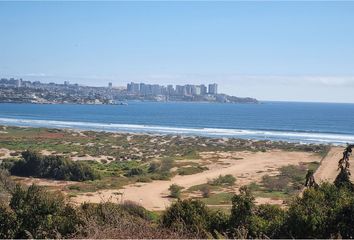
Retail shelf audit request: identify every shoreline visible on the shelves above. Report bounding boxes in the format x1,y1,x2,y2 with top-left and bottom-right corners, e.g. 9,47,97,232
0,119,351,146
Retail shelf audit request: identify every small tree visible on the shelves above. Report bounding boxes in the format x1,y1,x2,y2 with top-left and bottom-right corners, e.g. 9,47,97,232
335,166,353,190
6,184,80,239
230,186,255,231
162,199,210,238
169,184,183,198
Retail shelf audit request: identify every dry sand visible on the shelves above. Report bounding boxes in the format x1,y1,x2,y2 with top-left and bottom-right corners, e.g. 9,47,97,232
314,147,352,183
14,176,77,188
72,150,321,210
0,148,16,159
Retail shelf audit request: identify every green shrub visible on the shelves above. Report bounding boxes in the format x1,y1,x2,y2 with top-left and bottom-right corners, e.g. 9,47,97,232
230,186,255,230
160,158,174,173
262,174,289,192
126,167,144,177
121,200,156,221
0,204,18,239
209,174,236,186
68,185,81,191
178,166,208,175
136,176,152,183
249,204,286,238
148,161,161,173
9,150,100,181
285,183,343,238
200,185,211,198
169,184,184,198
162,199,210,237
4,184,80,239
150,172,172,180
208,209,229,237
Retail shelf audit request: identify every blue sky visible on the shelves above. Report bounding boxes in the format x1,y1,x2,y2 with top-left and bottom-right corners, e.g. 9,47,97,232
1,1,354,103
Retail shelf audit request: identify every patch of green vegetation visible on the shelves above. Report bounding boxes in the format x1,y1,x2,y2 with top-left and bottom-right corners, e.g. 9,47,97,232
208,174,236,186
136,176,153,183
248,162,320,200
187,183,221,192
64,176,130,193
177,166,208,175
9,150,100,181
85,160,142,177
200,192,234,205
169,184,184,198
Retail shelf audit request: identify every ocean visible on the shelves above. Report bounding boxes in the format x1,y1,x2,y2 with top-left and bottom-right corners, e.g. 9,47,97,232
0,101,353,145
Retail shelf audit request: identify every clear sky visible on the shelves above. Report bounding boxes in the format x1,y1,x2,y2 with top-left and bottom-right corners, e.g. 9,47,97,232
1,1,354,103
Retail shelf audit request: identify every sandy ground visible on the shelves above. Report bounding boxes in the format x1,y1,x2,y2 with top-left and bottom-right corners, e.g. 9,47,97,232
14,176,77,187
72,150,320,210
314,147,352,183
71,154,114,163
0,148,16,159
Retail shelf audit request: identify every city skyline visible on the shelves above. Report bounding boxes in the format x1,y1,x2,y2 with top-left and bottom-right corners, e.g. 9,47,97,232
1,2,354,103
0,76,258,104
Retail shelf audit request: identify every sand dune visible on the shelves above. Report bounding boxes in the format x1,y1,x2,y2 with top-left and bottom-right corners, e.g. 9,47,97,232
73,150,321,210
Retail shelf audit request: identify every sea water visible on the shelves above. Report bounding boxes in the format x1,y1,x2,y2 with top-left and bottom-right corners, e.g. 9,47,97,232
0,101,353,145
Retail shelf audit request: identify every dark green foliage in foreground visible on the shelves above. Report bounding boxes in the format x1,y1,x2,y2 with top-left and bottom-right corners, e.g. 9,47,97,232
0,184,80,239
2,178,354,238
162,182,354,239
162,199,228,238
334,166,353,190
229,186,255,230
0,183,190,239
9,150,100,181
0,204,18,239
162,199,210,235
286,183,354,238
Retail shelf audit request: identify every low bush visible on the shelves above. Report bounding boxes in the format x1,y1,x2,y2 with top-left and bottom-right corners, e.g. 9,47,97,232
0,184,80,239
9,150,100,181
169,184,184,198
125,167,144,177
136,176,152,183
200,185,211,198
209,174,236,186
162,199,210,237
178,166,208,175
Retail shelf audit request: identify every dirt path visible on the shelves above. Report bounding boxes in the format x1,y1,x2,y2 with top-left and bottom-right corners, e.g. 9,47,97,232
73,150,320,210
314,147,343,183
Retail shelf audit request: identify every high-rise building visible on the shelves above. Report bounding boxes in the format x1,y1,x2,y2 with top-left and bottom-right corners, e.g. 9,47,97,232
127,82,140,93
185,85,193,95
15,79,22,87
175,85,185,96
167,85,174,95
208,83,218,95
200,84,207,95
140,83,146,95
152,84,162,95
108,82,113,88
194,85,201,95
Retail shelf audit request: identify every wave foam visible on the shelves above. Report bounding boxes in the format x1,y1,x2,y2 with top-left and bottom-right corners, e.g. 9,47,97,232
0,117,352,145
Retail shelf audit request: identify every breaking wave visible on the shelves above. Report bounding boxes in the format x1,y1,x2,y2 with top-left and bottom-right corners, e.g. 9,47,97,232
0,117,353,145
